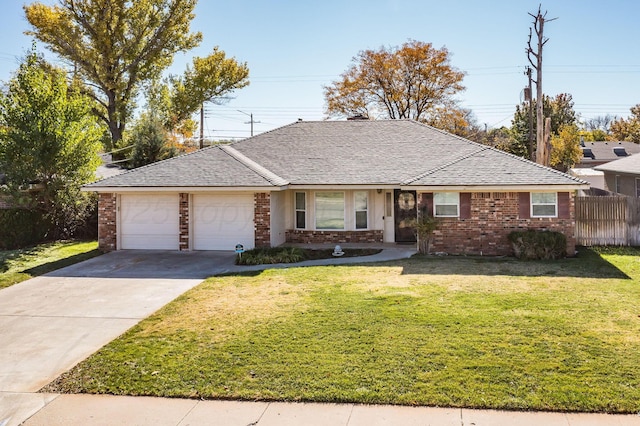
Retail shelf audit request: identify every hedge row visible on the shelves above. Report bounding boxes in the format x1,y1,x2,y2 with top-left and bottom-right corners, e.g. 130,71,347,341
0,209,53,250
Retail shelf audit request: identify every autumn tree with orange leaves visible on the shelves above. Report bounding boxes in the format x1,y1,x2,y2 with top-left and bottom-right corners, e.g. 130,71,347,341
324,40,468,133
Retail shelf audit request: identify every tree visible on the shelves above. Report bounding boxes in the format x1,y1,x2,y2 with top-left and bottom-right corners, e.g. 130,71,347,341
324,40,465,126
510,93,577,158
583,114,615,134
129,114,176,168
527,5,557,165
168,47,249,127
0,49,102,238
24,0,202,149
610,105,640,142
550,124,582,172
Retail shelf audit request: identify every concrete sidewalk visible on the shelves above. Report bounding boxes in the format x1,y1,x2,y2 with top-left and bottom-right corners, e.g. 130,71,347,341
19,394,640,426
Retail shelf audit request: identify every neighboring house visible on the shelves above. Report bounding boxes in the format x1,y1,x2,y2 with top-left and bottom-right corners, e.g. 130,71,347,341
85,120,588,256
577,141,640,168
594,153,640,197
569,167,605,192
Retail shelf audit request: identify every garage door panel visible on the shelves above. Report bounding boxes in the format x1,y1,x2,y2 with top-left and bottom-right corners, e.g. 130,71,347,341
193,194,254,251
120,194,179,250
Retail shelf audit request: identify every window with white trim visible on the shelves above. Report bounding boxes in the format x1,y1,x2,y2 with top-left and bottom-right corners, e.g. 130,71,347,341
315,192,344,229
615,175,621,193
295,192,306,229
434,192,459,217
354,191,368,229
531,192,557,217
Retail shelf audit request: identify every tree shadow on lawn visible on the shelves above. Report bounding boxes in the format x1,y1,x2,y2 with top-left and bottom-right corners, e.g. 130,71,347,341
21,249,102,277
394,246,631,279
218,247,631,280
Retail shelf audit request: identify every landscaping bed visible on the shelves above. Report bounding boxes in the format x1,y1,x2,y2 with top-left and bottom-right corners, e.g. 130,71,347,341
235,246,382,265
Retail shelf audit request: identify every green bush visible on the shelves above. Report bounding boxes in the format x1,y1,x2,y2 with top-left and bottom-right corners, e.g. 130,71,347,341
0,209,53,249
508,229,567,260
236,247,307,265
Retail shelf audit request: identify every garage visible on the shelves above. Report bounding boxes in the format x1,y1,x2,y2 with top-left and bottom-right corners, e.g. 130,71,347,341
119,194,179,250
193,193,255,251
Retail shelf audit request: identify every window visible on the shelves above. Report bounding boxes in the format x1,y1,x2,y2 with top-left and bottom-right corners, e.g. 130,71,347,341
615,175,621,193
531,192,557,217
385,192,393,217
315,192,344,229
434,192,459,217
636,178,640,197
295,192,306,229
355,191,368,229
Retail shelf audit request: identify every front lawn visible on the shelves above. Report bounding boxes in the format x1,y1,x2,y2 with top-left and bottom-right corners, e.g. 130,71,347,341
44,247,640,413
0,240,100,289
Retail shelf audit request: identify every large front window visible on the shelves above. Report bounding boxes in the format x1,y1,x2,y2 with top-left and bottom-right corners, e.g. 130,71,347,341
434,192,459,217
315,192,344,229
531,192,557,217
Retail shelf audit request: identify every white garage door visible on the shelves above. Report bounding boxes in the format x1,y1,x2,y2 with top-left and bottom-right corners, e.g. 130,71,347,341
193,193,255,251
120,194,179,250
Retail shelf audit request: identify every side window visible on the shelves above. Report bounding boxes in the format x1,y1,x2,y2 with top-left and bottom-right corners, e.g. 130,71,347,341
434,192,459,217
355,191,368,229
531,192,557,217
295,192,306,229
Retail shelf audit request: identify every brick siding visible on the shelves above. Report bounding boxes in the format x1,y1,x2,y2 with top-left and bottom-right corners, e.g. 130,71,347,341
179,193,189,251
97,193,117,252
286,229,384,244
422,192,576,256
254,192,271,248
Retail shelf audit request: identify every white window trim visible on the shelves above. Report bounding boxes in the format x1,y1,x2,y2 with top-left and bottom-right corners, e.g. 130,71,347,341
295,191,306,229
434,192,460,218
530,192,558,218
354,191,369,230
314,191,345,230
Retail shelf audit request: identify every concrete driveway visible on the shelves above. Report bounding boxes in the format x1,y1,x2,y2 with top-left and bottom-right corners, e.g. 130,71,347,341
0,250,236,426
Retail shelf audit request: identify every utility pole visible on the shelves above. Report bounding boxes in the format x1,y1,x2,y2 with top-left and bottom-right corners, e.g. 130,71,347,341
524,66,534,161
199,103,204,149
237,110,261,137
527,5,557,166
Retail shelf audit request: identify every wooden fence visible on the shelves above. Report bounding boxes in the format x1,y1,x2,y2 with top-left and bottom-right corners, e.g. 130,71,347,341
575,196,640,246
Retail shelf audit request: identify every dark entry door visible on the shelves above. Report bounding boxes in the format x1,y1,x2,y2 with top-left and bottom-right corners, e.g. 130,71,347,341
394,190,417,243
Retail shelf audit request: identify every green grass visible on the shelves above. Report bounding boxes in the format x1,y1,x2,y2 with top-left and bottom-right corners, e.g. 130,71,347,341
44,247,640,413
0,240,100,289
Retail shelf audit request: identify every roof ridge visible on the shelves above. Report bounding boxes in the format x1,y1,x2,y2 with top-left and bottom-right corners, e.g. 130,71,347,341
220,145,289,186
402,145,489,185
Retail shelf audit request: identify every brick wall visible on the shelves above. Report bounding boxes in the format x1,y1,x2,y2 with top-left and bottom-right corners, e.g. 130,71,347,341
286,229,384,244
255,192,271,248
179,193,189,251
423,192,576,256
97,193,117,252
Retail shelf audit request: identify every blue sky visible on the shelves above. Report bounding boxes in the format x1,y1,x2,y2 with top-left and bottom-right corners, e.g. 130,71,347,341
2,1,640,140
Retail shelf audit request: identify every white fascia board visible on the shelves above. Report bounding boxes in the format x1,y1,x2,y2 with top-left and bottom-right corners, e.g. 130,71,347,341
287,185,397,190
82,185,289,193
401,184,590,192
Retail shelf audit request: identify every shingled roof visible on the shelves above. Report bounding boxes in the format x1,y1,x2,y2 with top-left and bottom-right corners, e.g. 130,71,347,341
86,120,586,189
595,152,640,175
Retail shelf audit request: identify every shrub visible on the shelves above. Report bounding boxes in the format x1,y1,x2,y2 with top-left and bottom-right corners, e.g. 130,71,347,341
0,209,53,249
508,229,567,260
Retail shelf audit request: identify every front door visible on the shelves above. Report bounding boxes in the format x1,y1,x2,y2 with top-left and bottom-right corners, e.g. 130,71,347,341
394,190,417,243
